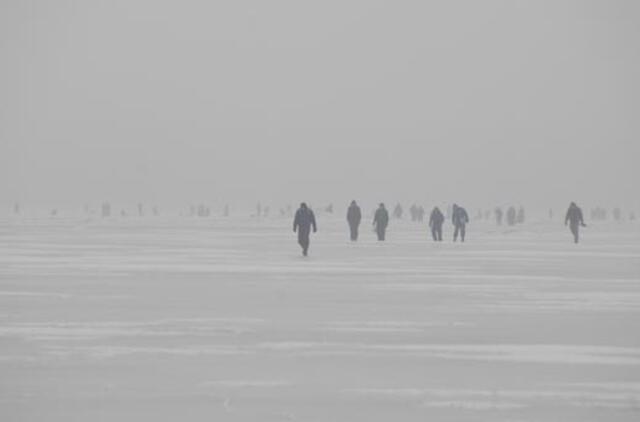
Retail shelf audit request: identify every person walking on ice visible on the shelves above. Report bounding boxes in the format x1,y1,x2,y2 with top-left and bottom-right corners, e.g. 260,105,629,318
565,202,586,243
452,204,469,242
347,200,362,241
429,206,444,241
373,203,389,241
293,202,317,256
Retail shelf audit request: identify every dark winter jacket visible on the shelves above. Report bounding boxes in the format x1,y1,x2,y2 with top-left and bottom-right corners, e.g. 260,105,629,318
452,206,469,227
429,207,444,227
373,207,389,228
293,207,317,234
565,204,584,226
347,204,362,226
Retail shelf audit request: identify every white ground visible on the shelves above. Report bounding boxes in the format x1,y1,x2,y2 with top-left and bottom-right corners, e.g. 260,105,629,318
1,216,639,421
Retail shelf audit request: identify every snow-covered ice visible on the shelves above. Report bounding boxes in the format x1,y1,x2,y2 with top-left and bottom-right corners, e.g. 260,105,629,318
1,216,639,421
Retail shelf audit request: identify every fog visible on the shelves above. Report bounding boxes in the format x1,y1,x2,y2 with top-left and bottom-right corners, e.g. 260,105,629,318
1,0,639,212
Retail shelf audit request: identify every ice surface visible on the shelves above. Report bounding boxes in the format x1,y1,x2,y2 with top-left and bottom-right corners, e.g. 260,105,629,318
0,216,639,421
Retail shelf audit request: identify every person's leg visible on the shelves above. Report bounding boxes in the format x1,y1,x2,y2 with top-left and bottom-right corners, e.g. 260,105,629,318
571,224,579,243
431,227,437,241
380,228,386,241
298,232,309,255
461,225,466,242
438,226,443,241
453,225,459,241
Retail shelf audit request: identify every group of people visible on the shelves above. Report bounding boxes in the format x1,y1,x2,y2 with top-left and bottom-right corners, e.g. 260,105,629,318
494,206,526,226
293,201,473,256
293,201,588,256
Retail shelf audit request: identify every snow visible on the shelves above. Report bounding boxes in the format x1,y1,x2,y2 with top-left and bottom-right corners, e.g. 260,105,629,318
1,216,639,421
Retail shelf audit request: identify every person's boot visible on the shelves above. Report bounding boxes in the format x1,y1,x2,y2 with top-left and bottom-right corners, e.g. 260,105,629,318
303,247,308,256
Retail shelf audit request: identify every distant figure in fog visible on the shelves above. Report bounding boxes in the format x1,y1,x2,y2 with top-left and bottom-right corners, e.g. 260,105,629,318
373,203,389,241
549,208,553,220
293,203,317,256
13,202,20,215
613,208,622,222
101,202,111,218
506,206,517,226
346,200,362,241
417,205,425,222
517,206,525,224
429,207,444,241
565,202,586,244
494,207,503,225
452,204,469,242
393,203,403,219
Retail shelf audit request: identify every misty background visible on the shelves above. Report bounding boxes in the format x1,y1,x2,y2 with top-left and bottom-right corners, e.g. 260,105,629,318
1,0,639,214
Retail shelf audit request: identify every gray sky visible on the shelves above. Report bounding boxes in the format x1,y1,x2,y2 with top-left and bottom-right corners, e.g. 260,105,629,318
1,0,639,212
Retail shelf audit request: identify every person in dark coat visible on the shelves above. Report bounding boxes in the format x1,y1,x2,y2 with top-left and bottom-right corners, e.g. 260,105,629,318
565,202,586,243
429,207,444,241
452,204,469,242
373,203,389,241
293,202,317,256
346,200,362,241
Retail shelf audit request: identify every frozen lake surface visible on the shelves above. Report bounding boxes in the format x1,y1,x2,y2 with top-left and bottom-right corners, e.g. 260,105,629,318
1,216,639,421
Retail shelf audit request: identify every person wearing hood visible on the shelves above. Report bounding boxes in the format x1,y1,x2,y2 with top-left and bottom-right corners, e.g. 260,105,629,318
346,200,362,241
293,202,317,256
